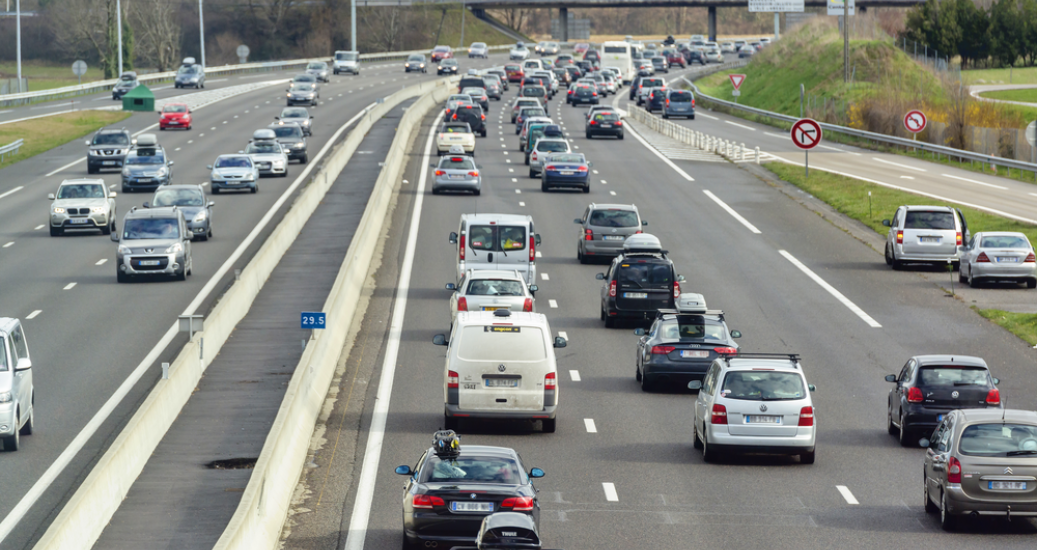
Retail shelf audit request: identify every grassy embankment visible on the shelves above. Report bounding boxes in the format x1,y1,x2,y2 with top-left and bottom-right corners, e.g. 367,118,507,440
0,111,132,169
763,162,1037,345
0,61,107,92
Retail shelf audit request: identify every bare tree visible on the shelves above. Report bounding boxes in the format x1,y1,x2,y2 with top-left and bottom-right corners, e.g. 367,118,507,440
128,0,181,71
48,0,121,77
246,0,300,36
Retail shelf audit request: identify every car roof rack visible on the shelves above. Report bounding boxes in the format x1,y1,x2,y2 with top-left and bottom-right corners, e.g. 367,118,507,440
723,352,800,365
655,309,725,320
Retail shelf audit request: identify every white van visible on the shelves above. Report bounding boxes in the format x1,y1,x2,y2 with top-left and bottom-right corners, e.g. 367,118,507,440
333,50,360,75
522,59,544,73
433,309,566,432
449,213,540,285
0,318,34,451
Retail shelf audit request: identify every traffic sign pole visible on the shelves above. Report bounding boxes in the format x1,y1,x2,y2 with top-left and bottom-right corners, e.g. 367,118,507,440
791,118,823,178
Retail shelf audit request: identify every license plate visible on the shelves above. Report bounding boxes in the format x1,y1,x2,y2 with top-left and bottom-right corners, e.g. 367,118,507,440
169,121,180,125
139,260,160,266
746,416,781,424
601,124,612,128
103,161,116,166
602,235,624,241
482,306,502,311
137,178,153,183
997,257,1019,262
449,174,464,179
920,236,941,243
680,350,708,358
452,501,494,512
560,171,575,175
485,378,519,388
69,218,89,224
989,481,1027,490
624,292,648,299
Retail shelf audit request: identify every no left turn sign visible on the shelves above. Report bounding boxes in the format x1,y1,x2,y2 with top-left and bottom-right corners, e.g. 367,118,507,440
904,110,927,133
791,118,822,150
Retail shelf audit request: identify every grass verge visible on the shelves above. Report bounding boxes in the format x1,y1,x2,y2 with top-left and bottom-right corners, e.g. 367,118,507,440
977,88,1037,104
975,309,1037,347
0,61,107,92
0,110,132,169
964,67,1037,86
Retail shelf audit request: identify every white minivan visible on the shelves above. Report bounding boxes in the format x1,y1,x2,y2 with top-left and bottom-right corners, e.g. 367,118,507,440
0,318,34,452
433,309,566,432
449,213,541,285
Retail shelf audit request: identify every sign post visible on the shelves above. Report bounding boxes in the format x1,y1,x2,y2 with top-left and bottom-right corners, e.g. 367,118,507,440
71,60,87,86
729,74,746,102
904,109,927,141
236,44,250,65
301,311,326,350
791,118,823,177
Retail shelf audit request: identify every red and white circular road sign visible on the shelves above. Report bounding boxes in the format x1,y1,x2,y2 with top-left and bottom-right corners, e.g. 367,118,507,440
904,110,927,133
791,118,823,150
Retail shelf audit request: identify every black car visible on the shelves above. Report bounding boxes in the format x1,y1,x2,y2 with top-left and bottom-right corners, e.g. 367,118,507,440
685,49,707,65
395,431,546,550
458,75,487,94
645,88,666,112
586,110,623,139
565,66,583,82
452,104,487,137
86,128,133,174
628,76,642,100
438,59,460,75
634,299,741,391
885,355,1002,447
597,234,684,327
575,60,596,74
463,87,491,111
267,123,308,163
650,57,669,74
568,83,598,105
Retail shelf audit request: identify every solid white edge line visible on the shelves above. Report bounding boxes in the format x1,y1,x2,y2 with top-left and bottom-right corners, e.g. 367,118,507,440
0,101,378,545
569,370,581,382
872,157,927,172
941,173,1009,190
584,419,597,433
702,190,762,234
695,112,719,120
836,485,860,505
624,123,694,182
343,110,444,550
603,482,619,502
779,250,882,328
0,185,25,200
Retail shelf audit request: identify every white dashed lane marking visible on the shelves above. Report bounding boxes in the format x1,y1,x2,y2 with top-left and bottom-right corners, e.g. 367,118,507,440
63,282,77,290
95,259,107,265
34,225,44,230
2,242,12,248
603,483,619,502
836,486,859,505
584,419,598,433
541,273,549,281
548,299,558,308
569,370,581,382
25,310,42,320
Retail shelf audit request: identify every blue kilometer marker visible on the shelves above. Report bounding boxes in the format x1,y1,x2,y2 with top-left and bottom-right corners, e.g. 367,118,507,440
300,312,326,329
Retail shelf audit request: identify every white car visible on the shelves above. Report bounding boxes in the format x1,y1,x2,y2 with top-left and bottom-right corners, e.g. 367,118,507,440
528,138,571,178
510,44,530,61
243,138,289,178
446,270,536,327
436,121,476,156
48,178,117,236
602,67,623,87
689,353,817,464
720,42,736,54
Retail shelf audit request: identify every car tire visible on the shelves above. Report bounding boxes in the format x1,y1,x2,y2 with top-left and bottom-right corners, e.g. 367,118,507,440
251,185,258,194
924,478,939,514
640,371,651,392
884,244,893,266
160,127,166,131
689,115,695,121
211,187,220,195
529,169,536,178
887,408,898,435
480,129,487,138
968,268,980,288
541,418,556,433
101,220,111,235
958,263,967,283
117,271,128,283
663,113,669,119
898,415,912,447
473,189,480,196
87,165,98,174
2,421,20,452
586,132,592,139
542,181,549,192
524,154,530,165
431,187,440,195
940,491,956,531
578,248,588,264
701,427,719,463
300,154,309,164
692,426,703,449
176,268,187,281
604,313,615,328
800,449,815,464
1028,278,1037,289
49,226,62,237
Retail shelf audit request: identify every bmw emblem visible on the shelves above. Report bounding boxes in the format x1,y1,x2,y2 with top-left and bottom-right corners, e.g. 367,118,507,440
759,404,768,412
470,493,477,499
498,364,506,372
951,391,959,398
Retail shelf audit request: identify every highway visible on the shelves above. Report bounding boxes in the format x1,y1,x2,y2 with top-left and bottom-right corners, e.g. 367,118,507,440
0,54,506,550
284,68,1037,549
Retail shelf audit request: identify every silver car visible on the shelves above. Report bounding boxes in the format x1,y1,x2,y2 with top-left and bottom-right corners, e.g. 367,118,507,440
528,138,571,178
510,43,530,61
48,179,117,236
446,269,537,327
0,317,35,452
432,149,481,195
208,154,259,194
306,61,330,83
958,231,1037,288
704,48,724,63
468,42,489,58
286,82,318,106
112,206,193,282
277,107,313,136
883,205,969,269
575,203,645,263
146,184,214,241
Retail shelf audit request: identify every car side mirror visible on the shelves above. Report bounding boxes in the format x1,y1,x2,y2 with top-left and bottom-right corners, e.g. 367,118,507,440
84,141,91,146
47,193,55,200
993,377,1000,385
168,161,174,166
448,232,458,244
394,465,413,476
535,234,542,246
207,165,213,170
445,283,456,291
573,218,582,224
142,202,150,208
640,220,647,225
919,439,930,448
433,334,448,346
207,201,216,208
687,380,703,390
553,336,567,348
634,328,645,336
529,284,538,292
14,357,31,371
274,116,280,120
677,275,686,283
156,110,161,114
110,233,120,242
109,191,117,198
808,384,816,392
595,273,605,280
529,468,545,478
731,330,742,339
885,374,897,382
881,219,891,227
310,116,314,119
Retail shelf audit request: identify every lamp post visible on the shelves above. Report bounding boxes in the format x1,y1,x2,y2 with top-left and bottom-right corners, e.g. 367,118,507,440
199,0,206,69
351,0,357,52
117,0,123,76
15,0,21,91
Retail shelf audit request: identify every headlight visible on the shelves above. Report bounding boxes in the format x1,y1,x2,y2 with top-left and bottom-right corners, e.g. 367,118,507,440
157,167,168,177
293,143,305,149
53,207,66,214
0,392,10,403
118,245,131,255
287,93,292,97
91,206,106,213
420,64,425,68
194,211,207,222
165,242,183,254
89,149,100,156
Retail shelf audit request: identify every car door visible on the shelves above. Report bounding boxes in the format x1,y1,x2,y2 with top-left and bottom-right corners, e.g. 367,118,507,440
181,217,192,265
695,364,719,434
925,417,952,497
8,323,31,416
638,320,658,368
956,208,970,243
887,208,902,250
892,359,914,422
960,235,977,272
449,274,466,320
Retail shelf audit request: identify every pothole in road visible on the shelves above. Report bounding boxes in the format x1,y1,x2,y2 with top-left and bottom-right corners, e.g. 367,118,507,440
206,457,258,470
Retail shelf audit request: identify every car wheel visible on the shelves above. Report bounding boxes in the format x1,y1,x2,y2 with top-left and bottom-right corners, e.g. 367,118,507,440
49,226,62,237
300,154,309,164
160,127,166,131
583,184,590,193
924,478,939,514
524,154,530,165
689,115,695,121
640,370,651,392
800,449,815,464
968,267,979,288
529,169,536,178
663,113,669,119
211,187,220,195
87,165,98,175
176,267,187,281
884,244,893,266
891,250,903,270
473,189,480,196
542,181,549,192
208,226,213,239
898,415,912,447
604,313,615,328
692,425,703,449
958,263,967,283
541,418,556,433
701,426,718,463
2,420,20,452
940,491,956,531
251,185,258,194
117,270,128,283
586,132,592,139
618,133,624,140
19,402,33,436
101,220,111,235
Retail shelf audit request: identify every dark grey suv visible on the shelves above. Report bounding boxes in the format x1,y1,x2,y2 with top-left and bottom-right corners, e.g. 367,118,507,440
268,123,308,163
86,128,133,174
576,203,646,264
596,234,683,327
112,206,193,282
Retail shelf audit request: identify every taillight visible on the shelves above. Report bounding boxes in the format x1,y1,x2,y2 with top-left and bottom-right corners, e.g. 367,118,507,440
544,372,556,390
615,121,623,126
529,236,535,262
501,496,535,511
711,404,727,425
545,165,556,171
650,345,675,355
1026,253,1036,263
531,152,537,161
584,228,593,241
609,280,617,297
523,298,533,312
673,280,681,299
947,456,962,484
467,171,479,177
459,234,466,260
896,231,903,244
666,99,670,106
798,406,814,427
692,98,696,107
976,252,990,263
457,297,468,311
589,120,597,125
576,166,588,172
907,387,924,403
592,92,598,96
412,494,446,509
481,114,486,120
435,170,444,176
956,231,962,246
713,347,737,355
447,370,459,389
986,388,1001,405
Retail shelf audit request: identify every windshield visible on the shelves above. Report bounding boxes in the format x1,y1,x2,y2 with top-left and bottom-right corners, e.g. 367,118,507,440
246,142,281,154
215,156,251,168
721,371,806,401
442,59,457,66
959,424,1037,456
905,211,955,230
153,188,204,207
408,55,424,61
919,366,990,387
307,62,325,70
589,209,638,227
163,104,188,113
536,141,568,153
433,46,449,52
271,126,302,139
291,84,314,92
658,316,726,341
119,74,135,82
294,74,315,82
337,52,357,61
177,66,197,75
126,153,165,165
93,134,130,146
122,217,180,240
57,184,105,199
466,279,526,296
441,124,470,133
472,42,486,48
281,108,308,118
421,456,526,484
456,325,544,362
981,235,1029,248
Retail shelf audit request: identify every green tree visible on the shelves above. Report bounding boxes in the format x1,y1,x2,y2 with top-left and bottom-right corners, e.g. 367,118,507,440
1021,0,1037,66
989,0,1023,67
122,8,135,71
954,0,990,68
904,0,961,59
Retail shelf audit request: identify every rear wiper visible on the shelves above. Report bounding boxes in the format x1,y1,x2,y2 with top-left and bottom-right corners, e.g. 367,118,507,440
1007,450,1037,456
953,381,983,386
622,280,643,288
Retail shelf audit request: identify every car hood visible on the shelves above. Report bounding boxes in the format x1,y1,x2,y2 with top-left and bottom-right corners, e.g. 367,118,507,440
335,59,358,65
289,90,315,96
125,164,165,174
0,375,11,394
120,238,181,253
54,197,108,209
211,167,254,177
176,205,205,218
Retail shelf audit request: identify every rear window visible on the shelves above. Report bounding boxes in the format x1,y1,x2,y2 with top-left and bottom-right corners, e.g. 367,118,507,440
919,366,989,387
421,455,527,484
981,235,1029,248
643,79,664,87
537,141,568,153
466,279,526,296
721,371,806,401
904,210,955,230
616,262,672,289
589,209,638,228
522,88,545,97
604,45,627,53
658,317,726,341
593,113,620,122
467,225,527,252
959,424,1037,456
520,108,545,118
669,91,692,101
460,78,486,88
457,325,546,362
440,157,475,170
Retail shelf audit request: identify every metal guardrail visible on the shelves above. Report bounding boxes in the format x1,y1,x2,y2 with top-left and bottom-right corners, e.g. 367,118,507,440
683,78,1037,178
0,46,513,109
0,138,23,162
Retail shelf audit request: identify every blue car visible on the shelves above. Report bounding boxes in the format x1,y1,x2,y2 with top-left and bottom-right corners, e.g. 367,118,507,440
541,152,590,193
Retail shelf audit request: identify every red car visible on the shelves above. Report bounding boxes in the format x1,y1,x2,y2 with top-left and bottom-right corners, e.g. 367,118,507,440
158,103,192,130
664,49,686,68
431,45,453,62
573,43,590,55
505,64,525,83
